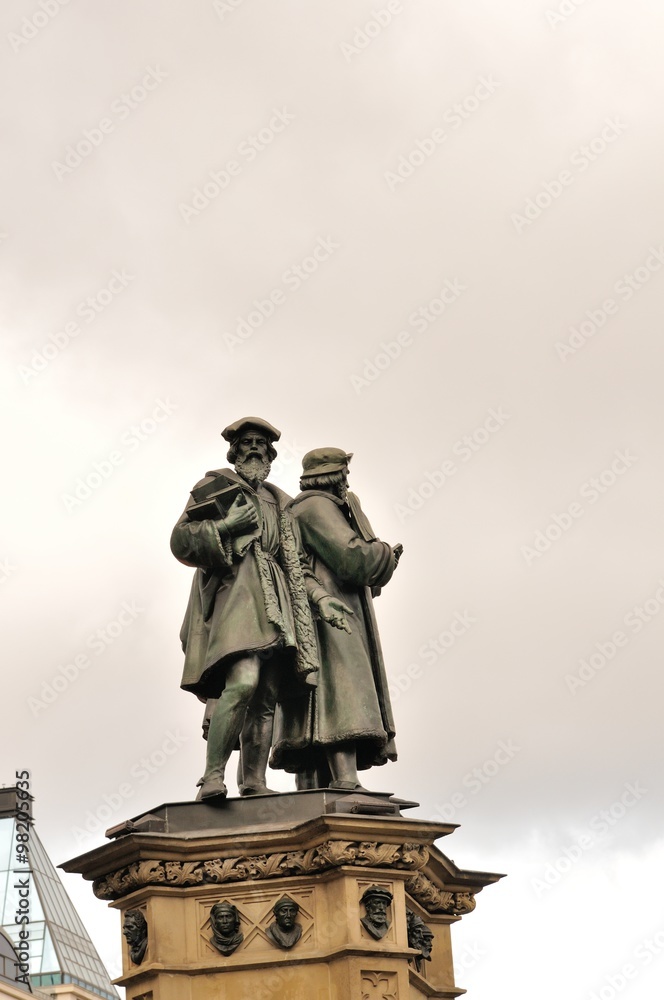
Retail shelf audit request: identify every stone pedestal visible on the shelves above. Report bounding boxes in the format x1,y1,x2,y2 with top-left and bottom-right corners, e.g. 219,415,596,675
62,790,502,1000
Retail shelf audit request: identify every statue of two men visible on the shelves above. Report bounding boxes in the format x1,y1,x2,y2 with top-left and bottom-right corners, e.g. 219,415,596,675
171,418,402,799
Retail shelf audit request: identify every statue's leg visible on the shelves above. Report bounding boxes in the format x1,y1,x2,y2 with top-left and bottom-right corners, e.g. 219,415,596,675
327,741,367,790
195,698,219,793
238,656,279,795
202,699,217,740
296,754,332,790
199,655,261,799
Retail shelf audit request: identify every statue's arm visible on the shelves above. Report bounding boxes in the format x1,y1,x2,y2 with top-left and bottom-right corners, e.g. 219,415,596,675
170,480,234,571
297,497,395,588
287,505,354,631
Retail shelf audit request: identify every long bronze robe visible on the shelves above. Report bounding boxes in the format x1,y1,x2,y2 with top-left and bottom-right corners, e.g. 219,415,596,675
271,490,397,773
171,468,319,699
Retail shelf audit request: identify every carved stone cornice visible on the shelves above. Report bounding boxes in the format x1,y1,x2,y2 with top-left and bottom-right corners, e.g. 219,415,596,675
405,873,476,915
93,839,430,901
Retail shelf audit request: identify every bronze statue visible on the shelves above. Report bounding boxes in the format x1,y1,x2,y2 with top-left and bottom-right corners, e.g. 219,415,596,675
360,886,392,940
122,908,147,965
271,448,402,790
209,901,243,956
171,419,351,800
265,894,302,949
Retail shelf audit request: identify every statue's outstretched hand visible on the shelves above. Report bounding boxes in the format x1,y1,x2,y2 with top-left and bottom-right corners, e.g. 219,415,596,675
218,494,259,537
393,543,404,565
318,595,354,633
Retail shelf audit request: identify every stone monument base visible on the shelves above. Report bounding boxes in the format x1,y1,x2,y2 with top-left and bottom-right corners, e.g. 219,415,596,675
63,790,502,1000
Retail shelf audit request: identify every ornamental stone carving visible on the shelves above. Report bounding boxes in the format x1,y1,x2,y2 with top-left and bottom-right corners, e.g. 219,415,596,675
93,840,428,901
404,872,476,914
361,971,398,1000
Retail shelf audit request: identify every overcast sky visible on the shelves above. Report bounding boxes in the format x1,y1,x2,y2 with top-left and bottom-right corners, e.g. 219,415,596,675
2,1,663,997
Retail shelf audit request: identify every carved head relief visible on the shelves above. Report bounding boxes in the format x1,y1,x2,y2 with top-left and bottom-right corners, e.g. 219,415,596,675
360,886,393,940
406,908,434,972
210,901,244,956
266,894,302,950
122,908,148,965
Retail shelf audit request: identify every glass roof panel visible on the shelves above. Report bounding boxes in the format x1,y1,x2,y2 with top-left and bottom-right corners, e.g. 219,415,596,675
0,790,118,999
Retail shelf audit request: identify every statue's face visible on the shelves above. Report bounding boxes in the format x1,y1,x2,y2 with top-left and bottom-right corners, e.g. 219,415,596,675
366,898,388,924
234,430,272,484
236,430,269,462
410,923,424,947
123,917,140,944
275,903,298,929
213,907,237,935
421,929,434,958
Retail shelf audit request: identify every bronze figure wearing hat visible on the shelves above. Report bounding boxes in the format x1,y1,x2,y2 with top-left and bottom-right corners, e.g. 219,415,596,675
265,894,302,950
271,448,402,790
209,901,244,956
171,418,352,800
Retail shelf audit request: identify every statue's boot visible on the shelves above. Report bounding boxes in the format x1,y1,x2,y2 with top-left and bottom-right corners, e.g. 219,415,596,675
197,769,227,801
239,713,277,795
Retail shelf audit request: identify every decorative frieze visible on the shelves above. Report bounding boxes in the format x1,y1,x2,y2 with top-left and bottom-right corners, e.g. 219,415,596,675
93,839,429,900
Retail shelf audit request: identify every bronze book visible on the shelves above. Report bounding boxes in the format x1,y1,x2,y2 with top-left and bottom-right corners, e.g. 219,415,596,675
187,480,245,521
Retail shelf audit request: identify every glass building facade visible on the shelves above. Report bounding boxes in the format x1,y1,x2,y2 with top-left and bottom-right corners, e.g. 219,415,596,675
0,789,117,1000
0,929,31,993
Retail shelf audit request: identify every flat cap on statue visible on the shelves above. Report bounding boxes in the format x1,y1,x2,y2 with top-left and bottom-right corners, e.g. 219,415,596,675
301,447,353,478
360,885,394,904
221,417,281,443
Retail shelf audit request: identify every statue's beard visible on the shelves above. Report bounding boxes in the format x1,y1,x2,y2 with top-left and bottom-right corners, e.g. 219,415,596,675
235,455,271,485
335,480,348,502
